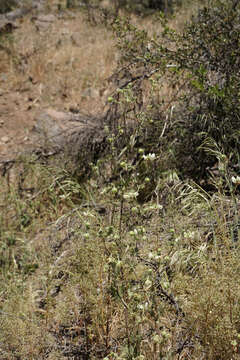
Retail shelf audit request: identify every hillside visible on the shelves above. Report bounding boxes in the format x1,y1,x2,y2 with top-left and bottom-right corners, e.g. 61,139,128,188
0,1,240,359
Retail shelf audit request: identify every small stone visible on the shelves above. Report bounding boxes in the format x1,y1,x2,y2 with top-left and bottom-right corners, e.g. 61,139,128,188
1,136,10,143
34,14,56,31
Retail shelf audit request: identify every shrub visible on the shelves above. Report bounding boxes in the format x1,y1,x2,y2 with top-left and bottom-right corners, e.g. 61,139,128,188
107,0,240,188
80,0,183,15
173,0,240,181
113,0,180,14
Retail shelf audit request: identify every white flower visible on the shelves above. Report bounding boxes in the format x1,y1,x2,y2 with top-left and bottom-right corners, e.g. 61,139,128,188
144,278,152,290
142,153,156,161
123,190,139,200
148,252,154,259
232,176,240,185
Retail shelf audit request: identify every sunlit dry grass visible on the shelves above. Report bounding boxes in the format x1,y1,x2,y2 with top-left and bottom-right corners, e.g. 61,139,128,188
0,0,204,118
3,2,234,359
1,9,116,115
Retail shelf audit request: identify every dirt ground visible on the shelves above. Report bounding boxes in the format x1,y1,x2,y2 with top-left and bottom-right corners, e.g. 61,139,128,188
0,84,39,158
0,4,116,163
0,1,199,163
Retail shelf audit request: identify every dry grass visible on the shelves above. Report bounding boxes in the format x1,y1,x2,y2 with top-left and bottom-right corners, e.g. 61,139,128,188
3,12,115,114
2,2,239,360
1,160,240,359
0,0,203,116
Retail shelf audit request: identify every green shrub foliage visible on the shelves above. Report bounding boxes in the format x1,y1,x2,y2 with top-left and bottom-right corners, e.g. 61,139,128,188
107,0,240,186
113,0,178,14
175,0,240,180
81,0,181,15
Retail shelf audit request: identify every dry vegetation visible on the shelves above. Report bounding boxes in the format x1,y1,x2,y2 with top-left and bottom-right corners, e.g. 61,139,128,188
0,1,240,359
0,0,201,114
2,7,115,114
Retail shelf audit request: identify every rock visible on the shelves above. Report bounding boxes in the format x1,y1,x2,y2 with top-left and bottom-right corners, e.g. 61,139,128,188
32,108,107,175
33,110,67,145
33,108,87,147
1,136,10,143
34,14,56,31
